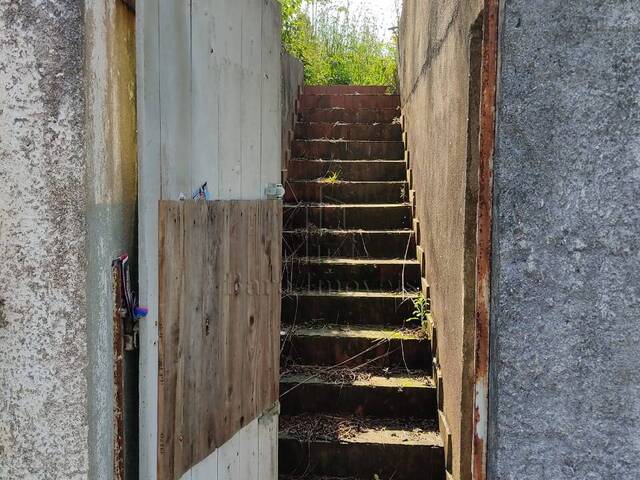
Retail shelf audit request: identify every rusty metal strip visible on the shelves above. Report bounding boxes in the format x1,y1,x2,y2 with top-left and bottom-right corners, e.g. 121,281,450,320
112,264,126,480
473,0,500,478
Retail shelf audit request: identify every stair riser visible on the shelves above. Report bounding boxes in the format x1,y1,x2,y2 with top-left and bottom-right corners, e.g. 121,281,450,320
280,381,437,419
284,231,415,259
279,438,445,479
298,108,400,123
293,140,404,160
287,160,406,181
281,294,415,326
284,261,421,291
300,94,400,110
281,335,430,369
295,123,402,141
285,182,408,204
284,205,412,230
304,85,390,95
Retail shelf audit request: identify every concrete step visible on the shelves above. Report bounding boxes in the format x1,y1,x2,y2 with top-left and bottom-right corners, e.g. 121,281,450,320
283,257,420,291
279,414,444,479
303,85,391,95
292,139,404,160
283,229,415,259
280,324,431,370
283,203,413,230
280,367,436,420
285,180,408,204
300,94,400,110
298,107,400,124
295,122,402,141
281,290,418,327
287,159,407,182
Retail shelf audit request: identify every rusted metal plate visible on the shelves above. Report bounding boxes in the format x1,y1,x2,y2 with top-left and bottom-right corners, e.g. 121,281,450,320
112,264,125,480
473,0,500,479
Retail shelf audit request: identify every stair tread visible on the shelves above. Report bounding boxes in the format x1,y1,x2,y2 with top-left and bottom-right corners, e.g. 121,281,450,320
287,180,406,185
281,366,434,389
284,228,413,234
283,290,419,298
281,323,426,341
294,139,403,143
286,257,418,265
284,202,411,207
289,158,406,163
279,413,441,446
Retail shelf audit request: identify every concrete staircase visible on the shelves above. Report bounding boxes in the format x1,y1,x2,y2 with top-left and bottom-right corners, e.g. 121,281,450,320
280,85,444,480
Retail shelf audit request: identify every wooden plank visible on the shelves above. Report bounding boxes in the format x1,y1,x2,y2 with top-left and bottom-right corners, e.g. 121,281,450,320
260,0,282,192
158,201,185,480
191,0,220,198
216,0,242,198
136,0,162,476
237,419,259,480
240,0,263,198
257,409,278,479
158,200,281,480
159,0,192,198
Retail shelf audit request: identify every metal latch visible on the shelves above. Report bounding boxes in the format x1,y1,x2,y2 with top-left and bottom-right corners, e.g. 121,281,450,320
265,183,285,199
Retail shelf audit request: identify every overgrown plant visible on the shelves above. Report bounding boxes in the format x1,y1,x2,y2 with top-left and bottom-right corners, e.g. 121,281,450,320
278,0,398,87
320,170,341,183
406,294,429,328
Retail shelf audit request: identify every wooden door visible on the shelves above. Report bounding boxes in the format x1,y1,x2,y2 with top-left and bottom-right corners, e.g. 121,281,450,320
157,200,281,480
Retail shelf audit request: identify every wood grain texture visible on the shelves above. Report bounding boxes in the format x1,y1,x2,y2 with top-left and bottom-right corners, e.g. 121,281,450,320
158,200,281,480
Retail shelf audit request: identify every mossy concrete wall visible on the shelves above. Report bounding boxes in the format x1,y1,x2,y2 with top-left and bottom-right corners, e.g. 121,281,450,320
489,2,640,478
398,2,483,479
0,1,137,478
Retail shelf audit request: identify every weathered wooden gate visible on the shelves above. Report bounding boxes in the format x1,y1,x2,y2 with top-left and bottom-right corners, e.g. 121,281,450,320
137,0,283,476
158,200,281,480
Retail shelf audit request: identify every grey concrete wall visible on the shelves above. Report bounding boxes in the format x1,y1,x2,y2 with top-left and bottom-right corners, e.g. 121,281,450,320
489,1,640,478
0,2,89,478
398,2,483,479
0,1,138,478
281,51,304,182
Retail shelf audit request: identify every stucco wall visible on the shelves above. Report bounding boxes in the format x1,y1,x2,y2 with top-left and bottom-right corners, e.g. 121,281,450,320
398,2,483,479
0,1,138,478
0,2,89,478
489,2,640,478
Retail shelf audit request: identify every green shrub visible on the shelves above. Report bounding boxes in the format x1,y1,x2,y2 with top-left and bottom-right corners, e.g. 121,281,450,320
279,0,397,87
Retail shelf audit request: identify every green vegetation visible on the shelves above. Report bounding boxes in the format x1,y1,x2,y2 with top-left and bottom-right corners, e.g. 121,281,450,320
320,170,341,183
406,294,429,326
279,0,398,87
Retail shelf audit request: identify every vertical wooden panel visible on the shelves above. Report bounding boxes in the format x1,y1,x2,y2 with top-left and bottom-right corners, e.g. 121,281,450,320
216,0,242,198
240,0,263,197
137,0,162,475
260,0,282,190
257,410,278,480
159,0,192,198
159,200,281,480
191,0,221,197
158,202,185,480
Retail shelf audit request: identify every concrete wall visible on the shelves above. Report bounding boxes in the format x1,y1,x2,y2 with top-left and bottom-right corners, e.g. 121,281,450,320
137,0,283,478
398,2,483,479
0,1,137,478
281,52,304,182
489,2,640,478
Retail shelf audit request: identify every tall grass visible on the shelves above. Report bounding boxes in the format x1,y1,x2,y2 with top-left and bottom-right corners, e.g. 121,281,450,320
280,0,398,87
